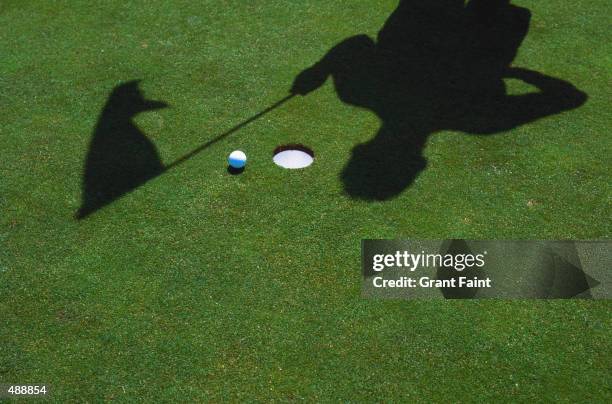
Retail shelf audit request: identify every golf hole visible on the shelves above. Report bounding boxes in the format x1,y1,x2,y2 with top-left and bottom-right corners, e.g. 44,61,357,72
273,145,314,169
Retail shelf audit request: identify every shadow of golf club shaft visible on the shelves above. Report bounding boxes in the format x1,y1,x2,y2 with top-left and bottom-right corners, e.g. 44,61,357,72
164,94,295,171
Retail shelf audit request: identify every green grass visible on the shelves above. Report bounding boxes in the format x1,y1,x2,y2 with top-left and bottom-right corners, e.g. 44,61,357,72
1,0,610,401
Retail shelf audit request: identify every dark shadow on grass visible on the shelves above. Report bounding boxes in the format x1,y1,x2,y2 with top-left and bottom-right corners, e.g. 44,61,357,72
227,166,245,175
436,239,482,299
77,84,293,218
291,0,588,200
76,80,167,219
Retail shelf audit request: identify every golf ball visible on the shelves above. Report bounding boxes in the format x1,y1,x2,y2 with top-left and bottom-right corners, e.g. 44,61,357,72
228,150,247,168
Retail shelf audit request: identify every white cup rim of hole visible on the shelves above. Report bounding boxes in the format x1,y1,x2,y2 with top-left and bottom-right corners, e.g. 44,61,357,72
273,145,315,169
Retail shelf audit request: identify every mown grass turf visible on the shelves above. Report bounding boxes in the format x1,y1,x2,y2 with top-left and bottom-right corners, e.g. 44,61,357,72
1,0,610,401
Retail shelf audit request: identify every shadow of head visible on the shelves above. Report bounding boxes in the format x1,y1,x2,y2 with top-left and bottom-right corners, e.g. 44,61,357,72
105,80,168,115
467,0,511,14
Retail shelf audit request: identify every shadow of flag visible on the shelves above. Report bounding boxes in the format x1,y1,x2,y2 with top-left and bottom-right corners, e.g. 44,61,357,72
76,81,292,219
76,81,167,219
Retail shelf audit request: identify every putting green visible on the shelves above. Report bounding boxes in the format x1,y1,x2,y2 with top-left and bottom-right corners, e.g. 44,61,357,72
1,0,610,401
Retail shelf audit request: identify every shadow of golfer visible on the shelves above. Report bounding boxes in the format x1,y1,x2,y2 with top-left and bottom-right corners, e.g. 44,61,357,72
291,0,588,200
76,80,167,219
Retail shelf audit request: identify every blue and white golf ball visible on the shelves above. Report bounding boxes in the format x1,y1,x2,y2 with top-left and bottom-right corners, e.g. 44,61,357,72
228,150,247,169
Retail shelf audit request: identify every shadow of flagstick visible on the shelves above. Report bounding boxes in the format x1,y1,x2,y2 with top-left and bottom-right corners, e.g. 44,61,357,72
164,94,295,171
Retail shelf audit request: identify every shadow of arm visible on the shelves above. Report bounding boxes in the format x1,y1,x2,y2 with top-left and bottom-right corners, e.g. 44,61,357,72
291,35,375,96
462,67,588,135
